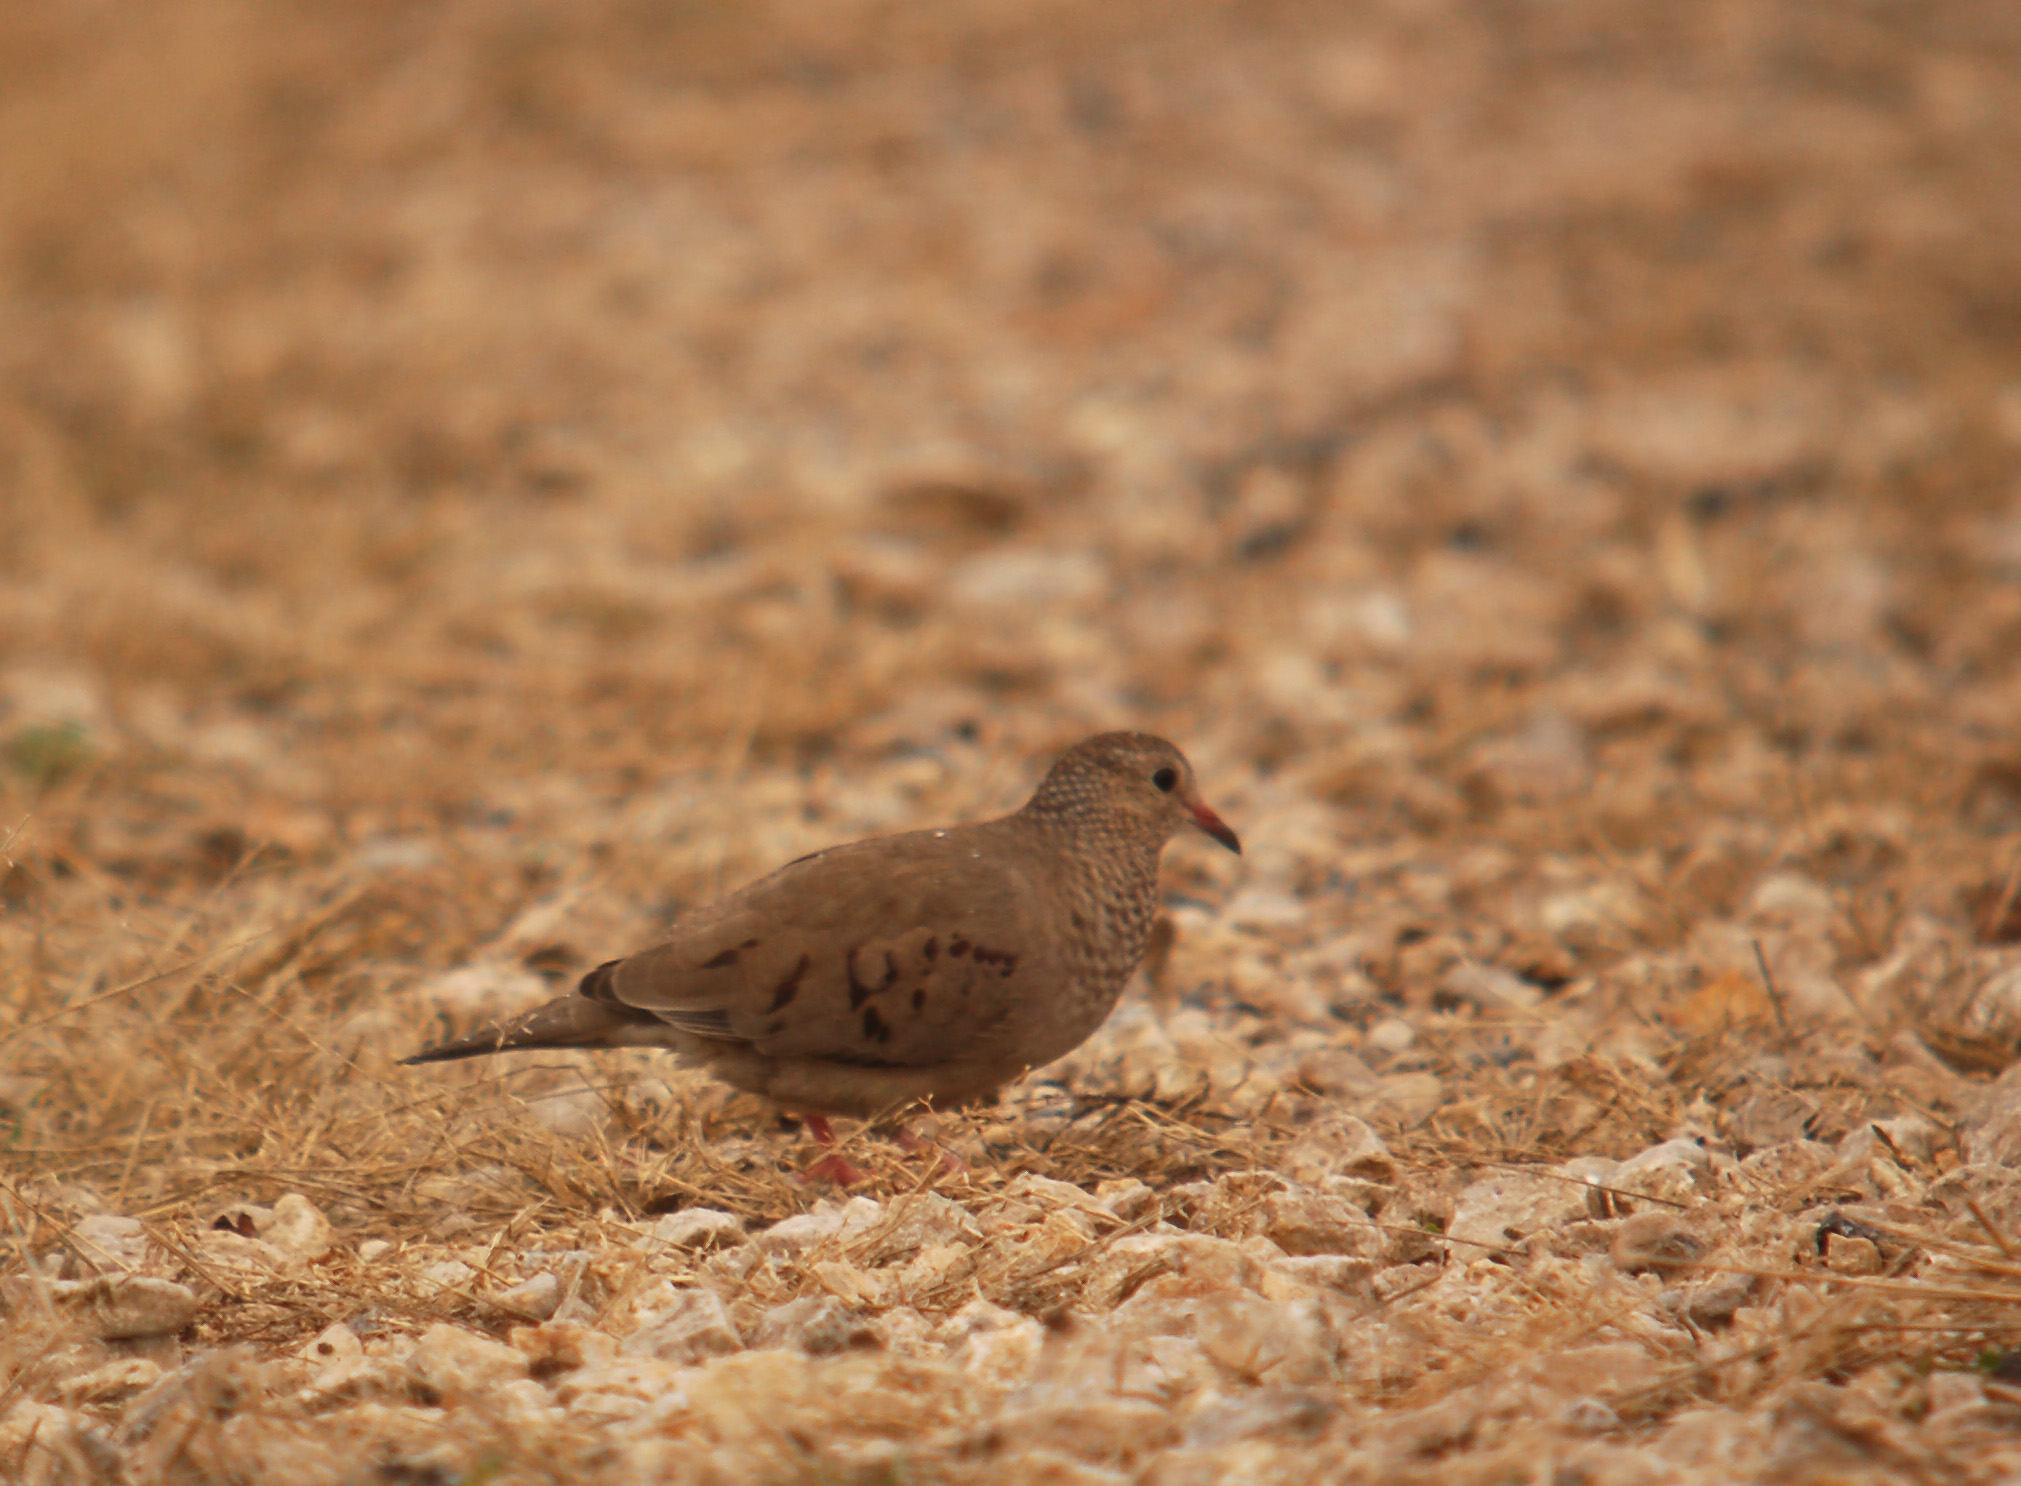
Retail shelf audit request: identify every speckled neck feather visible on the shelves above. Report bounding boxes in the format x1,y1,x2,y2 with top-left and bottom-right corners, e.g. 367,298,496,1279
1019,732,1174,850
1015,733,1180,1002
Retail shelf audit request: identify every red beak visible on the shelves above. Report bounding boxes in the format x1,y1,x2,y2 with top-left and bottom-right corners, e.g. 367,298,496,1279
1190,802,1242,855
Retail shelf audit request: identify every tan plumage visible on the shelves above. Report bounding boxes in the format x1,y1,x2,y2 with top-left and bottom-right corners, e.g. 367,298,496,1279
403,733,1239,1117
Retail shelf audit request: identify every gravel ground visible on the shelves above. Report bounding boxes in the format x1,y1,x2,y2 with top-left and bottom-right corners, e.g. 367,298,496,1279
6,2,2021,1482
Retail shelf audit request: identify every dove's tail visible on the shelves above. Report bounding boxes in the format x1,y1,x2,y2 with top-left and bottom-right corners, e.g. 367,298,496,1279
401,975,669,1065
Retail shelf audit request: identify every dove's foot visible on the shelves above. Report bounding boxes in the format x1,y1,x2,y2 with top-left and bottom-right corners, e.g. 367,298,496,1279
894,1125,965,1178
797,1112,869,1185
802,1151,870,1185
803,1112,841,1145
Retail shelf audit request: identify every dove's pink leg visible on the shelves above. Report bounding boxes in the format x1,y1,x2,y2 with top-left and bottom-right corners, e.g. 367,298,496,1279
798,1113,868,1186
894,1125,965,1177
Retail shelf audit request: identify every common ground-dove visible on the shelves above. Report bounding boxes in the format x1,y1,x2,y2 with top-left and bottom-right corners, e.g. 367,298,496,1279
403,733,1239,1124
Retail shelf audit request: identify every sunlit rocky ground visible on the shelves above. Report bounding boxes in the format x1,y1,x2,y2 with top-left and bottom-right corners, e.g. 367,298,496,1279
6,2,2021,1481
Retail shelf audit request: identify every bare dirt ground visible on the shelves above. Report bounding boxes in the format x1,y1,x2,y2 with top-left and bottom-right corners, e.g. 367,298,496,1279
6,1,2021,1481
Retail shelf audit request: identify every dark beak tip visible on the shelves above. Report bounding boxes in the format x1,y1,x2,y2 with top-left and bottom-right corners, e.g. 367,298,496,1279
1191,804,1242,855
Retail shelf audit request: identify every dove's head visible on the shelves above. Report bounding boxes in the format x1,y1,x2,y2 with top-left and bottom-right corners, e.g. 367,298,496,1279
1024,732,1241,855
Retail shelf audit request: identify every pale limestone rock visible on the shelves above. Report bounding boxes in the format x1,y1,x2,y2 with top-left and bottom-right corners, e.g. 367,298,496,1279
650,1208,746,1251
809,1259,886,1309
302,1353,417,1406
1961,1065,2021,1167
56,1357,162,1405
621,1288,741,1364
70,1215,148,1274
1447,1170,1588,1251
1836,1114,1938,1168
754,1196,883,1257
1259,1188,1380,1258
1553,1441,1678,1485
948,548,1107,609
1372,1072,1444,1128
526,1084,608,1138
1954,960,2021,1050
552,1356,692,1413
297,1324,361,1366
1925,1372,1986,1417
1095,1178,1157,1222
1080,1234,1189,1310
1610,1213,1708,1273
420,1259,475,1291
1293,1046,1381,1098
491,1376,560,1426
1681,1271,1758,1330
0,1402,90,1484
750,1295,876,1355
1437,959,1545,1013
1004,1173,1109,1215
982,1448,1130,1485
858,1191,985,1264
1191,1291,1336,1385
993,1393,1180,1469
1365,1017,1416,1055
264,1194,334,1265
1553,1155,1623,1218
495,1272,562,1320
1825,1234,1884,1275
1739,1140,1836,1188
44,1275,197,1340
406,1323,530,1397
1263,1256,1377,1301
941,1299,1046,1389
1560,1397,1623,1434
1183,1384,1341,1448
1610,1139,1711,1207
196,1228,293,1274
1747,872,1838,930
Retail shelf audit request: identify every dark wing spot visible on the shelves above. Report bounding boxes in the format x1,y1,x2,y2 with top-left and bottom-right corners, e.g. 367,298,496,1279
742,938,760,949
970,945,1019,977
912,989,926,1010
846,947,874,1009
1070,911,1085,931
950,939,970,958
923,935,939,961
861,1005,890,1043
883,951,900,989
768,953,810,1012
765,1019,785,1035
701,948,740,969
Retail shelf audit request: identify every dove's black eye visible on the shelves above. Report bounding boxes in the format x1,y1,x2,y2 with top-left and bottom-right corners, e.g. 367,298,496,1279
1151,767,1178,793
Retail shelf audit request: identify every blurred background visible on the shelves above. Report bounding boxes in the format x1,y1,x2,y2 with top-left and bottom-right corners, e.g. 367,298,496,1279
6,1,2021,1146
4,0,2018,814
